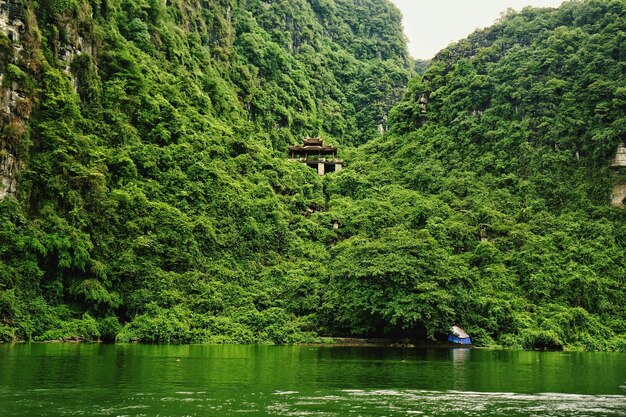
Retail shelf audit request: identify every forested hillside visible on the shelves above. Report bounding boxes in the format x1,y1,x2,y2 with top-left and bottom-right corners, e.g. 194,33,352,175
0,0,625,350
0,0,410,343
323,0,626,349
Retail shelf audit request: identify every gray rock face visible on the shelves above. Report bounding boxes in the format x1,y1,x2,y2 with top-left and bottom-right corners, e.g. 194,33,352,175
0,152,16,199
0,0,25,200
59,22,93,78
0,0,25,43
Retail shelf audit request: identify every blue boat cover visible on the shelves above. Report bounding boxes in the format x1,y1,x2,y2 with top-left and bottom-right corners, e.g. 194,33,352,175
448,334,472,344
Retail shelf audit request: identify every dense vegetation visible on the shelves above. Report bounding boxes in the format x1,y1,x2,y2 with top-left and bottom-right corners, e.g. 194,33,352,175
0,0,625,350
0,0,411,344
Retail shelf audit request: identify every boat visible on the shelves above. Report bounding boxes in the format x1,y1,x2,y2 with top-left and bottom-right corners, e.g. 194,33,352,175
448,325,472,345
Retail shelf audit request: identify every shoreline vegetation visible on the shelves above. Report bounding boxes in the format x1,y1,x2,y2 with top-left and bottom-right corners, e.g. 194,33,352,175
1,0,625,352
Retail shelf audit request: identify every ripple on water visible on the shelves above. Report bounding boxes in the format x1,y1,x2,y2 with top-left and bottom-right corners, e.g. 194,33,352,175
2,388,625,416
266,389,626,417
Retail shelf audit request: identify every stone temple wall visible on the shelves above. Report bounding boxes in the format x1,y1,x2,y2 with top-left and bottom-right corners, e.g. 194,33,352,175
611,183,626,208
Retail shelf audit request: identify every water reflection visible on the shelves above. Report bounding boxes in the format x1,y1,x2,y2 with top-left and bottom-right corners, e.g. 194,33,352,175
0,344,625,416
451,348,471,390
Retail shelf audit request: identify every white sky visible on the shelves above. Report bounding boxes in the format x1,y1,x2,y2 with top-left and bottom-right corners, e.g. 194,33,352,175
389,0,566,59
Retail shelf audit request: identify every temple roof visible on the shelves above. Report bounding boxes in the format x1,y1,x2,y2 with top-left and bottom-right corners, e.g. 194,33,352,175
288,145,337,152
288,137,338,153
303,137,324,146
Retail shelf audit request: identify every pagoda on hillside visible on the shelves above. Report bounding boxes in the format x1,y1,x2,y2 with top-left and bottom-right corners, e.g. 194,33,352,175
288,137,343,175
610,144,626,207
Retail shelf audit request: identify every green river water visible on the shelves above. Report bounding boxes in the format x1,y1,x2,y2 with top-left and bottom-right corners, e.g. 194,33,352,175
0,344,625,416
